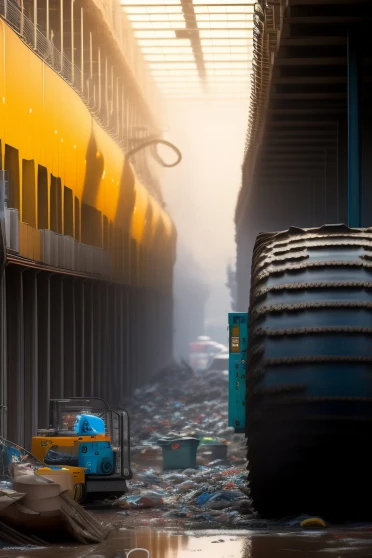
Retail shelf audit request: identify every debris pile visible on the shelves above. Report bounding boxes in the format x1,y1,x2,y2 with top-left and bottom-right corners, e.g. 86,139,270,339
0,442,110,548
128,363,246,468
112,464,256,529
113,363,254,529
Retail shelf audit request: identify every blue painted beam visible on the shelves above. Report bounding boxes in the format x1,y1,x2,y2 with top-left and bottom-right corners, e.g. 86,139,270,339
228,312,248,433
347,30,362,228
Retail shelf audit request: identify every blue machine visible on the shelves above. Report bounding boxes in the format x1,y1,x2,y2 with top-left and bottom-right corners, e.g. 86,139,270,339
228,312,248,433
77,441,114,475
73,414,106,435
73,414,114,475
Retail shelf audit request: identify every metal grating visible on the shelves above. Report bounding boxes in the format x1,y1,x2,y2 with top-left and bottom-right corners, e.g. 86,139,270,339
120,0,255,99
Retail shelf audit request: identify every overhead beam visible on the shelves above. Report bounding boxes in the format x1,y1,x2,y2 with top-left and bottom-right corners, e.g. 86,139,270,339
259,172,323,179
134,26,254,31
266,138,338,145
179,0,206,85
266,130,337,137
260,162,326,169
280,36,346,46
261,154,336,161
128,11,253,15
258,172,324,179
289,0,371,5
148,60,252,64
269,108,345,115
269,120,338,127
271,92,346,100
273,76,346,84
262,146,336,153
287,16,370,24
275,57,346,66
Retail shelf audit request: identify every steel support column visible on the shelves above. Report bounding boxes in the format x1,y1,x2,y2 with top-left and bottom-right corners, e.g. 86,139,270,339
102,283,110,402
80,7,84,93
161,293,167,368
98,48,102,112
111,285,119,406
37,272,50,429
124,288,131,395
33,0,37,50
105,58,109,124
118,287,124,405
6,266,24,445
20,0,24,36
149,290,155,380
128,287,136,389
71,0,74,83
46,0,49,40
50,276,64,398
152,291,159,374
165,293,172,365
60,0,64,73
149,289,157,377
0,270,7,437
169,293,174,362
63,278,76,396
23,271,38,447
89,32,93,79
135,289,142,388
99,284,105,398
74,280,84,396
144,289,151,381
92,282,101,397
83,281,94,396
347,29,362,228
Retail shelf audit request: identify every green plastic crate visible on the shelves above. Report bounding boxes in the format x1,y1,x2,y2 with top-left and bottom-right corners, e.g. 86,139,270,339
158,437,200,470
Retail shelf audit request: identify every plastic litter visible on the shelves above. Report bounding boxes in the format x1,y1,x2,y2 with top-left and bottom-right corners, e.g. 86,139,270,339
177,481,199,491
116,490,165,509
301,517,327,529
116,364,253,529
195,493,213,506
284,514,327,528
182,468,198,476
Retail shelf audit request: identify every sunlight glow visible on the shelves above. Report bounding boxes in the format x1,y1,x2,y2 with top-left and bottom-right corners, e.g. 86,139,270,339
122,0,254,99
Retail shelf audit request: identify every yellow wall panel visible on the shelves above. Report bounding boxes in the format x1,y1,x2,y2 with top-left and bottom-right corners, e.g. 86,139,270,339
149,198,161,238
131,181,149,244
0,20,175,267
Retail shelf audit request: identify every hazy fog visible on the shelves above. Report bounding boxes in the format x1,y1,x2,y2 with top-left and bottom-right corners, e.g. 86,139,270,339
161,99,249,352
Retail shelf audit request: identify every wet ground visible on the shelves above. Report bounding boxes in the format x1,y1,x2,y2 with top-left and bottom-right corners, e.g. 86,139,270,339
3,527,372,558
3,367,372,556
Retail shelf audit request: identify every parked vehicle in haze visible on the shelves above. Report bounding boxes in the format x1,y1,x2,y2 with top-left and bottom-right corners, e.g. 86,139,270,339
189,336,227,374
207,353,229,376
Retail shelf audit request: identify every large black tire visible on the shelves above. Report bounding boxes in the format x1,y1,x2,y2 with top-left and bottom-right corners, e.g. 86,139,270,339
247,225,372,520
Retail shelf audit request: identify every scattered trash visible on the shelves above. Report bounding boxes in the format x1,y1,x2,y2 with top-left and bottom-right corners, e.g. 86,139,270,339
284,514,327,529
115,490,165,509
177,481,199,491
109,364,254,529
0,440,110,546
301,517,327,529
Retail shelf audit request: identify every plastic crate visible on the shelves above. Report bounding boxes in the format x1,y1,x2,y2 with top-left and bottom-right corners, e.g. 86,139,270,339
158,437,199,470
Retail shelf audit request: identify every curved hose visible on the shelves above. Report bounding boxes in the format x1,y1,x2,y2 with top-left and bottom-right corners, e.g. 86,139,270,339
126,139,182,168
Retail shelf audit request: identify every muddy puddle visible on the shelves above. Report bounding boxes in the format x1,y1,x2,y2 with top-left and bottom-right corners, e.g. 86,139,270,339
3,527,372,558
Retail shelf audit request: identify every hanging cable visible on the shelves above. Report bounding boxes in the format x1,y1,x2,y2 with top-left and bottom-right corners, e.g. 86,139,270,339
126,138,182,168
